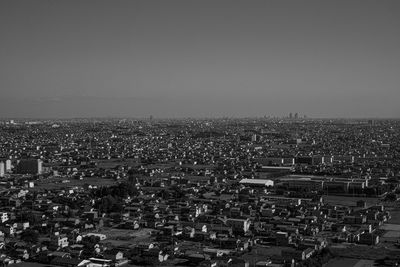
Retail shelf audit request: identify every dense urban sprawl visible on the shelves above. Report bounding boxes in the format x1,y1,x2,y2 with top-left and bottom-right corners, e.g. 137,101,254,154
0,118,400,267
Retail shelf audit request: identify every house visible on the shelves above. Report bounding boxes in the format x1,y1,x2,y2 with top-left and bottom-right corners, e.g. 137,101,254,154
0,225,15,236
52,234,69,248
15,248,29,260
226,218,251,234
84,233,107,241
300,237,327,250
16,222,30,231
211,225,233,237
276,232,291,246
103,249,124,261
359,232,379,245
0,212,9,223
69,244,84,258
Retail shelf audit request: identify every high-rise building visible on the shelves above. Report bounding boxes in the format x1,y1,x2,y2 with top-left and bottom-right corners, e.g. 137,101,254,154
38,159,43,174
0,162,4,177
16,159,43,175
294,113,299,119
5,159,11,172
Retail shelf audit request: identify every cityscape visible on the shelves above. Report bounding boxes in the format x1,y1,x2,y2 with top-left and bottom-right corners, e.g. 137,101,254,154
0,117,399,267
1,0,400,267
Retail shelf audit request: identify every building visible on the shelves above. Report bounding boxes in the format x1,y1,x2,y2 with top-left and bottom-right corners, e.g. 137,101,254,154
239,179,274,187
88,258,112,267
0,162,4,177
281,248,314,261
333,155,355,164
276,231,291,246
295,157,313,165
15,159,43,175
0,212,9,223
5,159,11,172
282,179,323,191
84,233,107,241
359,232,379,245
226,218,251,233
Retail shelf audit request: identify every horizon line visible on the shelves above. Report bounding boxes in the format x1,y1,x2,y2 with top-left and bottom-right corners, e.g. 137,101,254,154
0,116,399,121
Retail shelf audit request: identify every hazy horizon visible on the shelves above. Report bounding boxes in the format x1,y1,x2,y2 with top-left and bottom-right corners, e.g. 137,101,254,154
1,0,399,118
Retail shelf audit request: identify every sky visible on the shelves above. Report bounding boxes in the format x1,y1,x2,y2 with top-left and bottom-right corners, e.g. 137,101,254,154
0,0,399,118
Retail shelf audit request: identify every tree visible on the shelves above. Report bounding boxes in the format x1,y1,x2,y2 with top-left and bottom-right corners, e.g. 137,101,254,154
20,212,39,225
20,229,39,244
80,235,100,259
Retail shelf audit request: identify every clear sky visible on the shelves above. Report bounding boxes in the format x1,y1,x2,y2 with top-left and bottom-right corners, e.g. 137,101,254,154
0,0,399,118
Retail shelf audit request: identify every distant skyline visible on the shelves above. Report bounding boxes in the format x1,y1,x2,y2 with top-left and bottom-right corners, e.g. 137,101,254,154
1,0,399,118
